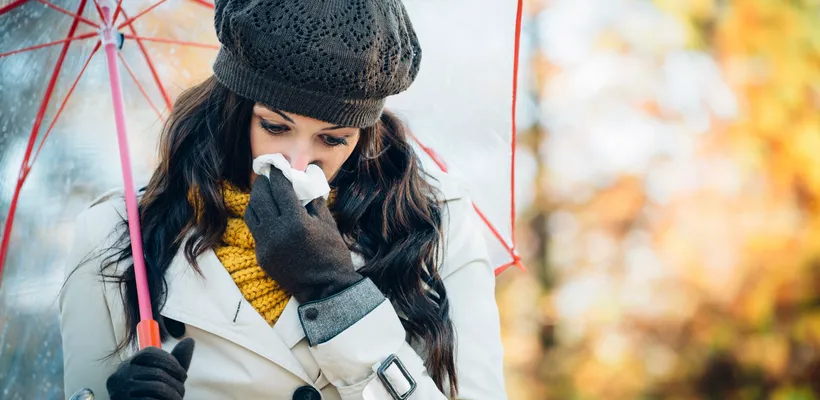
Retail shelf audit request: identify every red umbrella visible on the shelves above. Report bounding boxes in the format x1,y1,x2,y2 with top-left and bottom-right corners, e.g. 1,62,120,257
0,0,524,352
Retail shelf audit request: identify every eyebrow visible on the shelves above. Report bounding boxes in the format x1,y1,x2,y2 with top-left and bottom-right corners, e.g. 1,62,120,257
271,109,295,124
269,108,350,131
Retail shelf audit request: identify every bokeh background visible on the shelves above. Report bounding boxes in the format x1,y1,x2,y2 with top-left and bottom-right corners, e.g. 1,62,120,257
2,0,820,399
501,0,820,399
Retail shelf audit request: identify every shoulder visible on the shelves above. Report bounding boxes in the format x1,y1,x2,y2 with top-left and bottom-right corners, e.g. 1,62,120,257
80,188,127,222
73,186,147,261
423,166,468,203
79,186,148,225
422,168,477,240
423,170,493,280
75,189,127,247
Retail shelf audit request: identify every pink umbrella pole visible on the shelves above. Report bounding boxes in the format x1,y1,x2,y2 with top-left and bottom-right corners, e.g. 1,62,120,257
98,0,160,349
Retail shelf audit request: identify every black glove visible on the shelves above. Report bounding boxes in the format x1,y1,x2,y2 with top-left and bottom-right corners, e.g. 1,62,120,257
244,170,363,303
107,338,195,400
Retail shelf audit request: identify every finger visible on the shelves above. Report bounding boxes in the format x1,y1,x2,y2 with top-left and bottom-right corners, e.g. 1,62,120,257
129,380,183,400
131,365,185,396
243,205,261,231
130,347,186,382
266,168,304,216
171,337,196,372
305,197,335,224
248,175,281,221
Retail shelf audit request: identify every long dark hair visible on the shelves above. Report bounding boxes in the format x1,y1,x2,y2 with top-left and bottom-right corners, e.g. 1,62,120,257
97,76,458,394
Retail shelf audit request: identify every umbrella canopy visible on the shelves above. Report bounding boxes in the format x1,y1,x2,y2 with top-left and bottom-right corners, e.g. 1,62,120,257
0,0,522,396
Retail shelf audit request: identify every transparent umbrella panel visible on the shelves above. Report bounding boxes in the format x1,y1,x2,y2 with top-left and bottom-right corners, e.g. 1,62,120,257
1,2,217,397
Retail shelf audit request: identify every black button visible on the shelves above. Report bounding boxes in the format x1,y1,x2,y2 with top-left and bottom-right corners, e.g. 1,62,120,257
163,317,186,339
304,308,319,321
293,385,321,400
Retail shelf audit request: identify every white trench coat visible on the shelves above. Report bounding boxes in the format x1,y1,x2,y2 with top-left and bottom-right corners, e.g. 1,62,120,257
60,173,507,399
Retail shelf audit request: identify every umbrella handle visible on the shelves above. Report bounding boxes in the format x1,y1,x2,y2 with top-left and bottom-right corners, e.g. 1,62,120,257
98,0,160,348
137,319,162,349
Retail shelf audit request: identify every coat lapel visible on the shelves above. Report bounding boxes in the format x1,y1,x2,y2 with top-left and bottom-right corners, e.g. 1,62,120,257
272,297,305,348
160,244,311,384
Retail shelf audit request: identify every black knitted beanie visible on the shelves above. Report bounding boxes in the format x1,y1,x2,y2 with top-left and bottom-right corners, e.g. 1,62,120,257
212,0,422,128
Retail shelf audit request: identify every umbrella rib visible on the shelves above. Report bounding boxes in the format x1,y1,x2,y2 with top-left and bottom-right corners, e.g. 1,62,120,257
0,32,96,59
121,33,220,49
112,0,124,25
408,132,447,172
494,258,524,275
0,0,89,286
510,0,523,250
30,41,102,168
490,0,527,277
494,0,526,277
409,133,519,270
118,7,173,111
473,204,515,253
118,52,165,122
0,0,28,16
93,1,104,24
409,133,448,172
36,0,100,28
117,0,168,29
189,0,214,9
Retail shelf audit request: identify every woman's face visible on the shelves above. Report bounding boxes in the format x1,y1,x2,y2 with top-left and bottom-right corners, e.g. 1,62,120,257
249,104,360,182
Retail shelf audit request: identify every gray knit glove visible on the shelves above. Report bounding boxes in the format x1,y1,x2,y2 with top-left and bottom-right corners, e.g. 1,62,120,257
244,169,363,303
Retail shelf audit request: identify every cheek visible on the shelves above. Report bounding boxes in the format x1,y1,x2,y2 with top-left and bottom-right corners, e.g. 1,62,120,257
249,123,286,159
319,139,359,179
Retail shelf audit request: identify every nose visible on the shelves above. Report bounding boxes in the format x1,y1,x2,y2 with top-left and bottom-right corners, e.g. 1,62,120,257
284,146,312,171
289,155,309,171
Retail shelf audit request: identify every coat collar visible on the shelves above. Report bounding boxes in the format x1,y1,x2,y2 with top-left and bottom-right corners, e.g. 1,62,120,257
159,243,311,383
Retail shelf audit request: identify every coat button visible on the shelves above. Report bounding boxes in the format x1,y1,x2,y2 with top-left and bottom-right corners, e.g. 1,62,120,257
304,307,319,320
164,317,186,339
293,385,321,400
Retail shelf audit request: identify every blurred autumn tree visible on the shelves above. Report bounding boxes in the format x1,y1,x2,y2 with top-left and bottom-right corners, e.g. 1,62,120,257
498,0,820,399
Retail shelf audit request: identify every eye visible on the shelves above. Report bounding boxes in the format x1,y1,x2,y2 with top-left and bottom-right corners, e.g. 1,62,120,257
320,134,348,147
259,120,288,135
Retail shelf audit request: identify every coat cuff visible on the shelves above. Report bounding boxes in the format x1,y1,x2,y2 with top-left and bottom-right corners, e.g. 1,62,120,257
297,278,385,346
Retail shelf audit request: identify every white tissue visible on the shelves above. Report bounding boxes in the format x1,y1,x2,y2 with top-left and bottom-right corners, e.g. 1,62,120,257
252,154,331,206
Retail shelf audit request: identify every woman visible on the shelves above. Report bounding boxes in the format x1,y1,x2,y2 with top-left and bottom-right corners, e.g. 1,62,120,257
59,0,506,399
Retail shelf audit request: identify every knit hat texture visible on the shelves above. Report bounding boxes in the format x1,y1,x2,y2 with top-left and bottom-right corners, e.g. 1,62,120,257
212,0,422,127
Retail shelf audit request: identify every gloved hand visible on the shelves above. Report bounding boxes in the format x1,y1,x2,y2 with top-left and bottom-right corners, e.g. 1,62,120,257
106,338,195,400
245,170,363,303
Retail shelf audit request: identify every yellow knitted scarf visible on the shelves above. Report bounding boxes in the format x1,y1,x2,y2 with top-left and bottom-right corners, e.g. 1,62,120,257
215,183,290,326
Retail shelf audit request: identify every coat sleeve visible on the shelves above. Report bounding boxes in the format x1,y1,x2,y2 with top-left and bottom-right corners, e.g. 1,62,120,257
300,195,507,399
59,204,121,400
